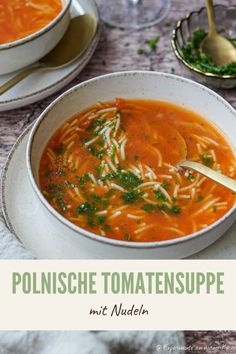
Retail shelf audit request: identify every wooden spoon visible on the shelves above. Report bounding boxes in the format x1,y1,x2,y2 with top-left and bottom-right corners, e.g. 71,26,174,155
200,0,236,66
0,14,97,95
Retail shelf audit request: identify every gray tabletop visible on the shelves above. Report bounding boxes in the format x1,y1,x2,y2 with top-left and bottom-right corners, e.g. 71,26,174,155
0,0,235,350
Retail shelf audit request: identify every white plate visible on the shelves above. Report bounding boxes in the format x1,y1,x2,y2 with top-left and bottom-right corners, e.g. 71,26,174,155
2,126,236,259
0,0,100,112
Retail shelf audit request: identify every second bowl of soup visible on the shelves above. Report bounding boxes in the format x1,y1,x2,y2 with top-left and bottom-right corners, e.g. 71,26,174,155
27,71,236,259
0,0,71,75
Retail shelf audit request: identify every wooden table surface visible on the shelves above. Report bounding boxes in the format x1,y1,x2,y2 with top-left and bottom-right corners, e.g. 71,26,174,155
0,0,235,350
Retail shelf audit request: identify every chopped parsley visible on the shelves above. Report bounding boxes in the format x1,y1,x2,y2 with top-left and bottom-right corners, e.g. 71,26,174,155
77,173,90,186
142,204,155,213
170,205,181,214
146,36,160,51
137,48,145,55
88,146,103,159
187,172,195,181
101,169,143,190
197,195,204,202
102,224,112,232
200,154,215,167
97,216,106,224
154,190,167,202
116,170,143,189
65,180,75,189
76,201,98,215
121,190,143,204
161,183,170,191
56,198,67,212
181,29,236,76
45,184,66,211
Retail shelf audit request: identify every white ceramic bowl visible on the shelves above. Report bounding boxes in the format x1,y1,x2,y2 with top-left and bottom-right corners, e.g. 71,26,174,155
27,71,236,259
0,0,71,75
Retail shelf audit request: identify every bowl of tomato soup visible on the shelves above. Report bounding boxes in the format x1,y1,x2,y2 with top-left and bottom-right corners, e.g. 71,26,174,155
27,71,236,259
0,0,71,75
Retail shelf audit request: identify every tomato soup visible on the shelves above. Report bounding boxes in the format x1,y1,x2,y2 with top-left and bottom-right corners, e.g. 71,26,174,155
0,0,62,45
39,99,236,242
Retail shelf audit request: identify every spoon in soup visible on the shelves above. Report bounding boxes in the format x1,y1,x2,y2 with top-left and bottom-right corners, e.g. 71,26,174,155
0,14,97,95
170,126,236,192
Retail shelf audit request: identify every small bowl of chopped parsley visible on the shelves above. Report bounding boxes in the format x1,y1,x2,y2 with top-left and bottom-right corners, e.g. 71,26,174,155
172,5,236,89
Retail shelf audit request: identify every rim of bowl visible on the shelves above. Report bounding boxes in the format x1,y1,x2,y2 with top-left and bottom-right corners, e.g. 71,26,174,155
0,0,72,51
172,4,236,80
27,70,236,249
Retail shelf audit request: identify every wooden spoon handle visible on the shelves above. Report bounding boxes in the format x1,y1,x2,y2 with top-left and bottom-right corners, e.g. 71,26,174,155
205,0,217,35
180,160,236,192
0,66,42,95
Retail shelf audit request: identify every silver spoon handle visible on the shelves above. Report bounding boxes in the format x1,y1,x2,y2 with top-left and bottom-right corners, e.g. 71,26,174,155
0,66,42,95
206,0,217,35
180,160,236,193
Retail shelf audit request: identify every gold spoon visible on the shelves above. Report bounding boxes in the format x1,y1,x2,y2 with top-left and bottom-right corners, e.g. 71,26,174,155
0,14,97,95
200,0,236,66
171,126,236,192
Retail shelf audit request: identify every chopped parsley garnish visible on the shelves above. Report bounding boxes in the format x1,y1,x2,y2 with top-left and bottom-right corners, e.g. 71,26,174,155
86,118,105,132
142,204,155,213
104,21,116,29
45,184,66,212
105,189,116,198
102,224,112,232
77,173,90,186
200,154,215,167
172,197,177,202
137,48,145,55
116,170,143,189
65,180,75,189
88,146,103,159
134,155,139,161
197,195,204,202
91,193,109,207
181,29,236,76
76,201,98,215
56,198,67,212
154,190,167,202
156,204,168,211
187,172,195,181
146,36,160,51
170,205,181,214
161,183,170,191
121,190,143,204
45,184,65,200
101,170,143,190
76,201,99,228
97,216,106,224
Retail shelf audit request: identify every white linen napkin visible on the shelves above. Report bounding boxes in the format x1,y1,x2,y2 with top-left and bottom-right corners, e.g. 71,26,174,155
0,216,185,354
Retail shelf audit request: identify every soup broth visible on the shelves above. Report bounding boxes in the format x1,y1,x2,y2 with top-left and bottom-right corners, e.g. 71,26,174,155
39,99,236,242
0,0,62,45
